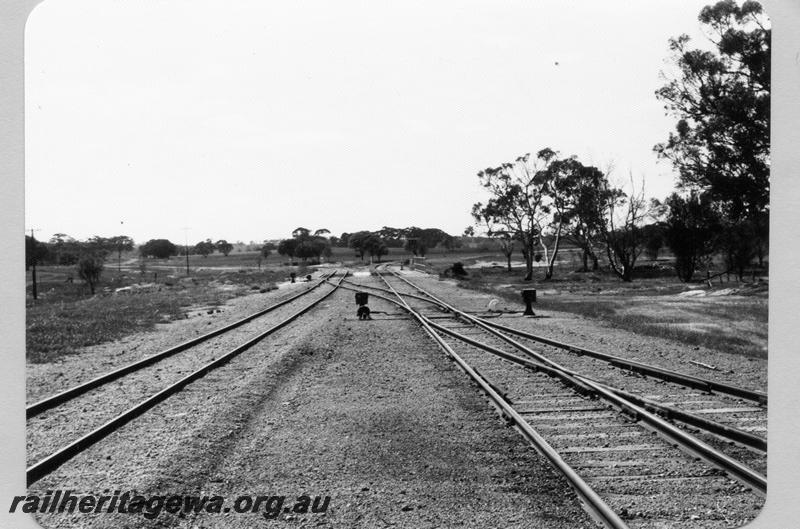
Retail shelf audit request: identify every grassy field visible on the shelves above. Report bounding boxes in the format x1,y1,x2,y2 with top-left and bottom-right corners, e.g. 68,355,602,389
419,252,768,359
25,257,312,364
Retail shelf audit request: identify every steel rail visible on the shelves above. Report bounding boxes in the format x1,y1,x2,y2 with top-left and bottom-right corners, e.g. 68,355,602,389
593,382,767,452
27,272,347,486
27,272,337,418
345,279,510,320
384,267,767,405
380,270,767,494
480,319,768,404
378,271,766,450
372,270,765,450
341,278,448,308
425,316,767,456
374,272,630,529
335,276,765,451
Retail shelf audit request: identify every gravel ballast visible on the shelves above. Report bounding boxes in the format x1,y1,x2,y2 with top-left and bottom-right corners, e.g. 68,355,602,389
397,271,767,392
28,284,597,528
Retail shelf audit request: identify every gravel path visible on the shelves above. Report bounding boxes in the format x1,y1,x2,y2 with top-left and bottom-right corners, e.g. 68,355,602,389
28,282,597,528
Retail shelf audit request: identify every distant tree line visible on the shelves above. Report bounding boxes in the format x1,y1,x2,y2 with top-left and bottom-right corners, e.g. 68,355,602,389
271,226,457,265
26,234,134,268
25,234,135,295
276,228,333,263
336,227,455,259
135,238,238,259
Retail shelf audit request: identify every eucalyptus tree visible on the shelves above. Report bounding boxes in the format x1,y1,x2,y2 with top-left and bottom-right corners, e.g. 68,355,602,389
534,151,597,280
561,164,611,272
277,238,299,260
215,239,233,256
654,0,770,270
194,239,215,257
348,231,373,260
472,149,556,281
108,235,134,270
363,234,389,262
139,239,178,259
598,175,648,282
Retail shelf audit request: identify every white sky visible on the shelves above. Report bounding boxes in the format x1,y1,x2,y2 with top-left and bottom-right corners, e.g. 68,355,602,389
24,0,717,245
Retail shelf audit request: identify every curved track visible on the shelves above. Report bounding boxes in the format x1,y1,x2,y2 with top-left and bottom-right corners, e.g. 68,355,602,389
353,267,765,528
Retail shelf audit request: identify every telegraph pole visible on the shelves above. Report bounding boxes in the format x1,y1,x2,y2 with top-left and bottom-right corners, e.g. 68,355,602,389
118,220,124,272
182,227,190,276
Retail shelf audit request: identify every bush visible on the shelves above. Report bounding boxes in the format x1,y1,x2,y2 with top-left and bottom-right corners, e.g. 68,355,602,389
452,262,468,277
77,256,104,295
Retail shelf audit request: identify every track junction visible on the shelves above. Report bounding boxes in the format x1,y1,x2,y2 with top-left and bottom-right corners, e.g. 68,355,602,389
26,265,766,528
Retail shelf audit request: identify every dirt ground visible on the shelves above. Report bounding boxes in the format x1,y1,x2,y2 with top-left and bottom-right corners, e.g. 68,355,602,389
28,284,597,529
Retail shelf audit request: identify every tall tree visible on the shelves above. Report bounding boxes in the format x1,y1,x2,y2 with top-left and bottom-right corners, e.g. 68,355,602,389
562,165,611,272
85,236,112,259
47,233,66,265
660,191,721,281
261,242,276,258
215,239,233,256
349,231,373,260
108,235,134,271
139,239,178,259
194,239,215,257
599,175,648,282
472,150,556,281
654,0,770,268
534,151,597,280
377,227,405,248
295,237,330,262
363,234,389,263
277,238,300,260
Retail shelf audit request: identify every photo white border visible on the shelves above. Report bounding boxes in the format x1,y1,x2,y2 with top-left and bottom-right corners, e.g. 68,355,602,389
1,1,797,527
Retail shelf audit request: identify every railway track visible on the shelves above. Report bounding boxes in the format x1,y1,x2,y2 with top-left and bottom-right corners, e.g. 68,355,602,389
28,272,338,417
353,267,765,528
346,273,767,451
27,271,346,486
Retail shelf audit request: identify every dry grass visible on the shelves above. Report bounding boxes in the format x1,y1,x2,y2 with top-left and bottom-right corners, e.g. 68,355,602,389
536,296,767,359
26,266,290,363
